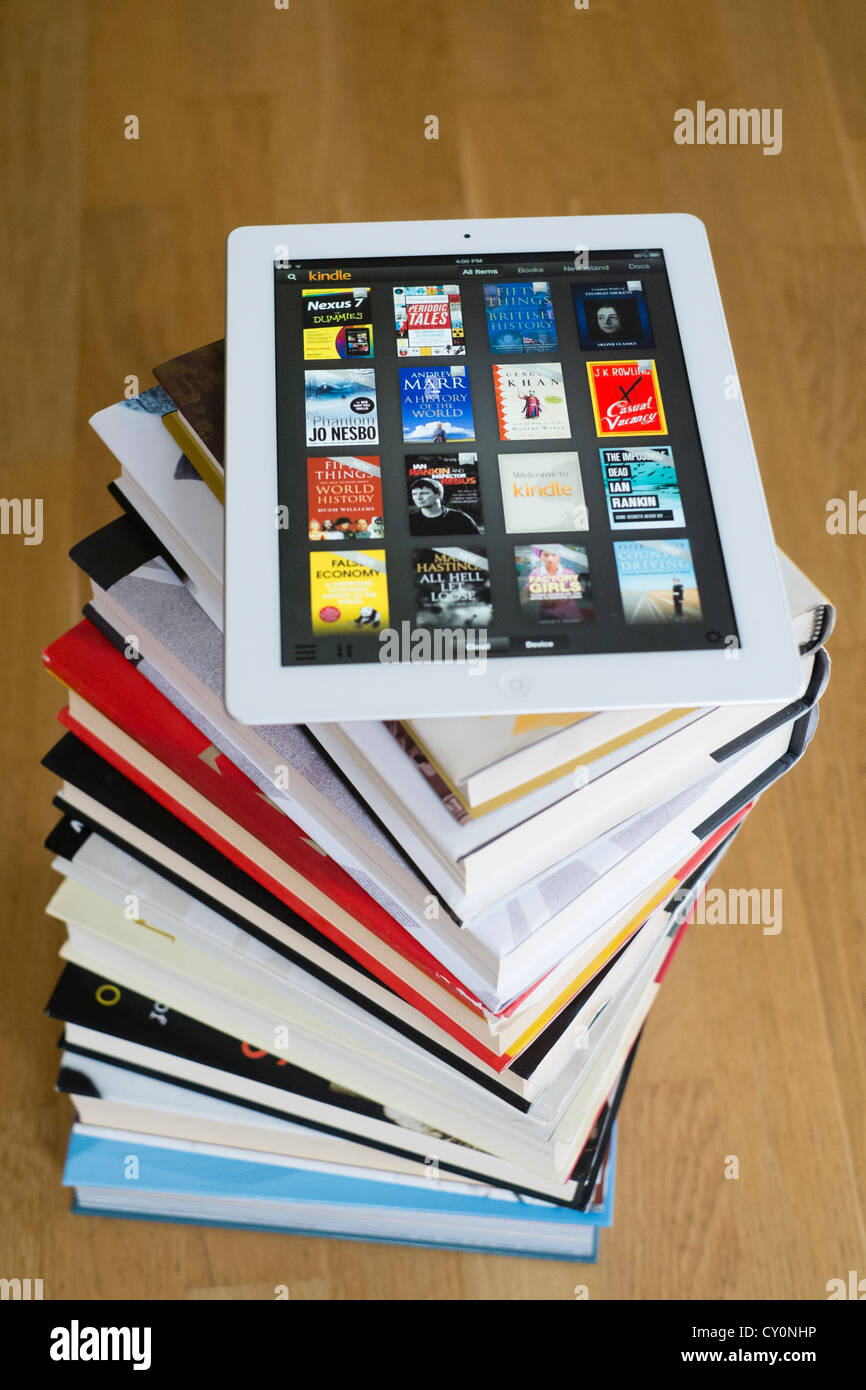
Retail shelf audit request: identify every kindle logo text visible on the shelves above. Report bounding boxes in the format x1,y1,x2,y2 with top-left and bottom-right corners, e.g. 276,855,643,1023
307,269,350,282
49,1320,152,1370
0,496,43,545
674,103,782,156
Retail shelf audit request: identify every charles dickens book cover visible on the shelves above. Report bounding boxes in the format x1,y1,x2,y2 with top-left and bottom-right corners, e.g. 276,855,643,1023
302,286,374,360
406,454,484,536
413,548,493,629
308,456,384,540
309,550,389,635
305,369,379,447
399,366,475,443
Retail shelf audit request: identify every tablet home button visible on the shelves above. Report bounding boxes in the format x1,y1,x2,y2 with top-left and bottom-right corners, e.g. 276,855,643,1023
499,673,531,696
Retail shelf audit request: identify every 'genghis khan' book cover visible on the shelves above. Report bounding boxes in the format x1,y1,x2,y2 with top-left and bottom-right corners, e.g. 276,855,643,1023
586,360,667,438
393,285,465,356
305,369,379,446
600,446,684,528
308,455,384,541
400,366,475,443
309,550,389,635
573,281,654,351
492,363,571,441
483,281,558,353
413,547,493,629
302,286,374,360
406,454,484,536
514,543,594,623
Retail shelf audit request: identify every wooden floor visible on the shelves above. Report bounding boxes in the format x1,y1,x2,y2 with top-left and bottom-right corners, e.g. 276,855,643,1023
1,0,863,1300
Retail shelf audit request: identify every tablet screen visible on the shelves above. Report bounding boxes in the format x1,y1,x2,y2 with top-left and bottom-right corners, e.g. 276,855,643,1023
272,249,739,668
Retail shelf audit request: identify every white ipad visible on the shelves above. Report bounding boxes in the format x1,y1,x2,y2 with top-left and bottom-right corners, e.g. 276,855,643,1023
224,215,800,723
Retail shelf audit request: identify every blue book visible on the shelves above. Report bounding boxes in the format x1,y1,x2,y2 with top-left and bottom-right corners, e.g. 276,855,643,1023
62,1125,616,1261
484,281,558,353
399,366,475,444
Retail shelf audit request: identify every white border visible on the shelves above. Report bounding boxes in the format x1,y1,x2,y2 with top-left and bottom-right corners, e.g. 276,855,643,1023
225,215,801,723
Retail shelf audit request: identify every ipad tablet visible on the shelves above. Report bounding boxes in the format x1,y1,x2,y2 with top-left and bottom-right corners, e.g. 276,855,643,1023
225,215,800,723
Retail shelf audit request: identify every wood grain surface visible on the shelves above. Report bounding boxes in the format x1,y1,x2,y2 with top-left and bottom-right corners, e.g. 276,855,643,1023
0,0,863,1300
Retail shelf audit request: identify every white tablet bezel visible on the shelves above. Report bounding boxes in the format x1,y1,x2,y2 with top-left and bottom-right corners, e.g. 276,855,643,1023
225,214,800,723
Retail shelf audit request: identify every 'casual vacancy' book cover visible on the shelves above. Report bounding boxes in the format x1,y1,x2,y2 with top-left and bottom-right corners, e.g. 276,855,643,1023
307,456,384,541
614,539,701,623
586,360,666,438
492,363,571,441
399,366,475,443
305,369,379,447
514,544,593,623
406,454,484,536
600,446,684,528
573,281,654,351
309,550,389,634
393,286,465,356
302,287,374,360
413,547,493,628
498,452,587,533
483,281,557,353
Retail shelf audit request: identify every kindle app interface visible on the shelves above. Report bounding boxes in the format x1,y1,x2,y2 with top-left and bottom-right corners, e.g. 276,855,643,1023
273,250,739,667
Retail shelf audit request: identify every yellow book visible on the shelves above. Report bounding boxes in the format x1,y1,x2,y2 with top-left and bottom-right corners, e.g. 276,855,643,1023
309,550,389,636
162,411,225,503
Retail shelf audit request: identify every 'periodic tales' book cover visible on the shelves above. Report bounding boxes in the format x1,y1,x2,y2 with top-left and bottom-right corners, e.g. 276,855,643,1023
492,364,571,441
514,544,593,623
600,446,684,528
586,360,666,438
393,286,465,356
400,366,475,444
614,539,701,623
309,550,389,634
406,455,484,536
305,369,379,447
307,456,384,540
302,287,374,360
483,281,558,353
498,452,587,533
413,548,493,628
573,281,654,351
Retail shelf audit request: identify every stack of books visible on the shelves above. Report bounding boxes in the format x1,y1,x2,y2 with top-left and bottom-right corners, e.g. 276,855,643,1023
40,344,833,1261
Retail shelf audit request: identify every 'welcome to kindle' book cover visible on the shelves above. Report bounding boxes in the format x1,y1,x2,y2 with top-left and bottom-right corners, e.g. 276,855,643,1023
499,452,587,533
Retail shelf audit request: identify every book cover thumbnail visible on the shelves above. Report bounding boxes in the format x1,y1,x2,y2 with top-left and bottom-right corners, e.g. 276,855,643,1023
400,366,475,443
393,285,465,356
307,455,384,541
573,281,654,350
305,369,379,447
309,550,389,635
586,360,666,438
614,539,701,623
492,363,571,441
498,452,587,534
302,287,373,360
483,281,558,354
406,454,484,536
413,547,493,629
514,543,593,623
600,446,684,528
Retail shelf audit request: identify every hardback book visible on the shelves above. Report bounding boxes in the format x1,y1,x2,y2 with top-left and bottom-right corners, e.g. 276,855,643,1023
152,339,225,471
